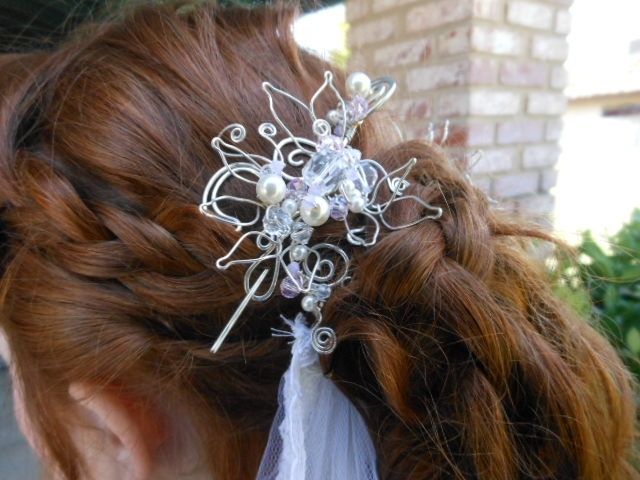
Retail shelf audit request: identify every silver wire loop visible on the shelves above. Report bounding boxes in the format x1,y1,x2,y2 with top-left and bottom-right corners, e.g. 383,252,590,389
200,71,442,354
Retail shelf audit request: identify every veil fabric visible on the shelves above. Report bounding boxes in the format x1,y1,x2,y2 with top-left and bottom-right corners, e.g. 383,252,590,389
256,314,379,480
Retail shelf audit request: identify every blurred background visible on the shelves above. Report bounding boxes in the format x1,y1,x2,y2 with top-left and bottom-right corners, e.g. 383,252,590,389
1,1,638,478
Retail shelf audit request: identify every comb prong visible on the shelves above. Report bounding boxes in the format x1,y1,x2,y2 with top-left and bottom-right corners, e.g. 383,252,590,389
210,269,269,354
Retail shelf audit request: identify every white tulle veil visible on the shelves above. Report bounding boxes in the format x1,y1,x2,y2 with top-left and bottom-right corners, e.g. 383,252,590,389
256,314,379,480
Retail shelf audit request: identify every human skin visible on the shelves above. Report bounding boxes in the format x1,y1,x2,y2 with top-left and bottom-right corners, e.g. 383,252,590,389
0,328,206,480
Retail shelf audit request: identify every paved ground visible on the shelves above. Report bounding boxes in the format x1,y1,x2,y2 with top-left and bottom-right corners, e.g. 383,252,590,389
0,363,40,479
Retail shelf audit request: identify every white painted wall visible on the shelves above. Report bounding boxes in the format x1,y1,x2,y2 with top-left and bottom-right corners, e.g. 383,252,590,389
555,102,640,245
555,0,640,245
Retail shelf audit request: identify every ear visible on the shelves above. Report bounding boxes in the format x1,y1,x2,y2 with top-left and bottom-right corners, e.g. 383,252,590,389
68,382,167,480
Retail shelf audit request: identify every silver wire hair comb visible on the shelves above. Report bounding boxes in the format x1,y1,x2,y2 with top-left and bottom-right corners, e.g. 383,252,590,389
199,71,443,355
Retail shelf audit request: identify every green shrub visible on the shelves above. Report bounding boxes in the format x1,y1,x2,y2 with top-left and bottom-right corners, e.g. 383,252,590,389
552,209,640,378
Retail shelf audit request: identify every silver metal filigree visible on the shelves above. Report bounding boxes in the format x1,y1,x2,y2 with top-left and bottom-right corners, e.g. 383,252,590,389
200,71,443,355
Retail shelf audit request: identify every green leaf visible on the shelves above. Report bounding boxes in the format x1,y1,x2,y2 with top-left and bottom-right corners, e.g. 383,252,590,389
626,328,640,355
603,284,619,311
580,231,615,278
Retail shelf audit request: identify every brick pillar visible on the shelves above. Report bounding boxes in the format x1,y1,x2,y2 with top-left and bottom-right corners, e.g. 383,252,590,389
347,0,572,225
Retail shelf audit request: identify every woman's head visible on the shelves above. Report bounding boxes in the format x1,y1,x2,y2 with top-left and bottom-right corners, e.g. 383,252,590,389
0,3,636,479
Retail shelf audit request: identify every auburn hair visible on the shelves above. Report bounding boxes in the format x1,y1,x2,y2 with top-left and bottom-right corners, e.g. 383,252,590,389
0,3,636,479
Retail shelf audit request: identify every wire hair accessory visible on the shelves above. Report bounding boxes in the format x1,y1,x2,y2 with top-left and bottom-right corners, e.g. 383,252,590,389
200,70,443,355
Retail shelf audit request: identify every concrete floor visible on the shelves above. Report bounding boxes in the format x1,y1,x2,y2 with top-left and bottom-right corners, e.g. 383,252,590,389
0,363,40,479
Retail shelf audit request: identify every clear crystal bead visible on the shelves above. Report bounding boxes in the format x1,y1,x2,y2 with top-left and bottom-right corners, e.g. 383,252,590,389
317,135,344,151
290,221,313,244
302,149,349,194
362,163,378,187
353,163,379,195
263,207,293,238
344,147,362,166
312,283,332,301
261,159,285,176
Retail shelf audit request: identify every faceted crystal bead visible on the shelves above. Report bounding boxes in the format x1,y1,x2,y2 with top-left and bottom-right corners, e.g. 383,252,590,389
302,148,349,195
307,184,325,199
280,277,300,299
280,262,303,299
362,163,378,187
286,177,307,200
343,147,362,166
354,163,379,195
261,159,285,176
317,135,344,151
288,261,301,275
290,221,313,244
263,207,293,238
347,95,369,122
330,195,349,220
312,283,332,301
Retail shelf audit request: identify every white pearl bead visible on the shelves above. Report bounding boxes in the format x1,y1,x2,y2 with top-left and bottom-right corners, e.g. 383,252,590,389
346,72,371,96
327,109,342,126
340,179,356,194
349,194,366,213
301,295,317,312
299,196,330,226
282,198,298,215
256,174,286,204
291,244,308,261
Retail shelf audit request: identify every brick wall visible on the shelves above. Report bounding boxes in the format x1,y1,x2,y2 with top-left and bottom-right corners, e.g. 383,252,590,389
347,0,573,225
